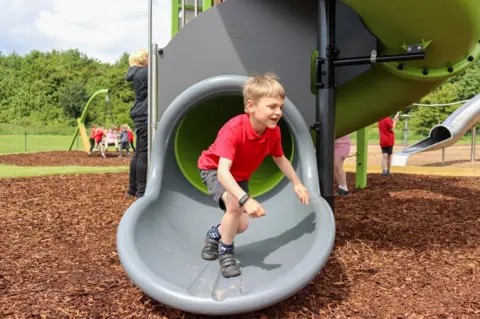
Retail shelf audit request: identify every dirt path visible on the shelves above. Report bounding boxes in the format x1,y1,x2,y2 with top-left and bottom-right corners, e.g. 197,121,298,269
345,144,480,168
1,145,478,169
0,151,130,167
1,173,479,318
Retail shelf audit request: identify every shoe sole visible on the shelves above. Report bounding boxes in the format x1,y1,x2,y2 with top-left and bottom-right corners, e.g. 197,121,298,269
201,253,218,260
222,269,241,278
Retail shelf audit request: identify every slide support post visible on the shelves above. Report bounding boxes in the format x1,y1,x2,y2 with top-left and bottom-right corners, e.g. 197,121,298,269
312,0,426,210
314,0,336,211
471,125,477,162
355,127,368,189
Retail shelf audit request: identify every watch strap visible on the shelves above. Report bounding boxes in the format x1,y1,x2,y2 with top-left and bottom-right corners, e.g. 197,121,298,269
239,193,250,207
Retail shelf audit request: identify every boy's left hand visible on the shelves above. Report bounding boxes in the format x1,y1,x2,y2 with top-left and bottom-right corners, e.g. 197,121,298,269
293,183,309,205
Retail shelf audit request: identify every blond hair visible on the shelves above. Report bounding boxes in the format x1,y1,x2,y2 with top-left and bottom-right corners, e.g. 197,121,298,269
243,72,285,111
128,49,148,67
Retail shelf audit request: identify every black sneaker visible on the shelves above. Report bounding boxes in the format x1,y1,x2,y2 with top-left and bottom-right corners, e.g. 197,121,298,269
336,188,349,196
219,252,241,278
201,234,220,260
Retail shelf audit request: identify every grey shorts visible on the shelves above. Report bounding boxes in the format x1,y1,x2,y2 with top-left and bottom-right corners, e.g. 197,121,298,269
199,169,249,211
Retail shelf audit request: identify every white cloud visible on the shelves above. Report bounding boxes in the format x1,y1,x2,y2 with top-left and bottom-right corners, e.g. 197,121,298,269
0,0,172,63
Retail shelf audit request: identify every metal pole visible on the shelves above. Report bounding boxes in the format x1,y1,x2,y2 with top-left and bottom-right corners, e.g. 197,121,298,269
147,0,153,164
403,116,408,148
194,0,198,17
181,0,186,27
316,0,336,210
151,43,159,140
471,125,477,162
334,52,424,67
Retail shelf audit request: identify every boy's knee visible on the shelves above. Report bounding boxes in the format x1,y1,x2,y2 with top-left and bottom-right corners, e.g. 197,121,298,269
222,192,242,214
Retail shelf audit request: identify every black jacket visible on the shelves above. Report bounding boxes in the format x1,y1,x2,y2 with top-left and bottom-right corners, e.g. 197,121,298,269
126,66,148,125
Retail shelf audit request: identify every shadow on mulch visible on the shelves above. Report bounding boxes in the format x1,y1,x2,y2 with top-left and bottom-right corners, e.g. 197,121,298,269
0,172,479,318
0,151,131,167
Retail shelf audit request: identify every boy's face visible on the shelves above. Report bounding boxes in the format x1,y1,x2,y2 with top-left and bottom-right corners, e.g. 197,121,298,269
246,96,284,129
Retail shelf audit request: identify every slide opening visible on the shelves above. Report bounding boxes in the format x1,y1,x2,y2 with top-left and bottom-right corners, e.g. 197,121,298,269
430,126,452,143
174,92,294,198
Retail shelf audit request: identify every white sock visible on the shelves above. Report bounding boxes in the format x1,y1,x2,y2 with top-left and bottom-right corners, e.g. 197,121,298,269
339,184,348,191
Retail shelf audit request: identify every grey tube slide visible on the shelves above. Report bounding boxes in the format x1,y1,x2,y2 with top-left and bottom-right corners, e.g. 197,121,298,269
116,75,336,315
392,94,480,166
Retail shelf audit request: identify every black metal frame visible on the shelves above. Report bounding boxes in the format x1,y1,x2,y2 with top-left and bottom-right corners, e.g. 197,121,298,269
313,0,426,210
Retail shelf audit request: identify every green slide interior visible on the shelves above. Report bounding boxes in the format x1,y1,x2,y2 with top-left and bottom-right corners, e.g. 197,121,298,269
174,94,294,197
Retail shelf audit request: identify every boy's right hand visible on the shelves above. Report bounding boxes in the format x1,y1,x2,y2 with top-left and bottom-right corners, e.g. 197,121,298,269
243,198,266,218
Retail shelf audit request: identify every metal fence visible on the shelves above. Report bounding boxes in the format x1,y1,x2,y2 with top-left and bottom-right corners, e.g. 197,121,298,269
0,133,82,154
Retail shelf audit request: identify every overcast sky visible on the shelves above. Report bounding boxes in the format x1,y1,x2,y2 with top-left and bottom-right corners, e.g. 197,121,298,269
0,0,172,64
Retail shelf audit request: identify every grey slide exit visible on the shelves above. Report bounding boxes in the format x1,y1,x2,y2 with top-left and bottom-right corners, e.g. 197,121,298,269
392,94,480,166
116,75,336,315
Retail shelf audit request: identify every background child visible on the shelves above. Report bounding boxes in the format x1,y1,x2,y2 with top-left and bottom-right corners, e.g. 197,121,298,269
105,127,119,152
334,134,351,195
94,126,106,158
197,73,310,278
378,112,399,176
118,124,131,157
126,124,135,152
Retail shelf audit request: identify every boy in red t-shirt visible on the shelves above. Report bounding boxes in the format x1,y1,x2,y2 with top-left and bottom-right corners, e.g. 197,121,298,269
377,112,399,176
197,73,310,278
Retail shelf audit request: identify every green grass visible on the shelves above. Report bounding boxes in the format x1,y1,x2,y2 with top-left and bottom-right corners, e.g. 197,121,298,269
0,123,76,134
0,164,129,178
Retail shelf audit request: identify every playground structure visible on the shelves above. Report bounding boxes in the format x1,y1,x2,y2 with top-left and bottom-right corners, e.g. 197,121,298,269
393,96,480,166
68,89,112,153
116,0,480,315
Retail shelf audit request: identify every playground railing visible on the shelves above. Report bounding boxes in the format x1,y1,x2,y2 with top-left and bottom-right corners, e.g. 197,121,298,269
0,132,83,154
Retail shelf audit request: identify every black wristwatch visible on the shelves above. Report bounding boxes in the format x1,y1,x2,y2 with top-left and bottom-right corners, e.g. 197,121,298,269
239,193,250,207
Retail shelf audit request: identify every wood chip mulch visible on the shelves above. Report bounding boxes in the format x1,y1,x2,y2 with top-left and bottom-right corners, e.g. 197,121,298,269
0,172,479,318
0,151,131,167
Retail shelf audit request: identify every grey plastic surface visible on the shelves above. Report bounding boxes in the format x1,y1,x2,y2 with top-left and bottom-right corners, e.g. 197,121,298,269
392,94,480,166
157,0,376,131
116,75,336,315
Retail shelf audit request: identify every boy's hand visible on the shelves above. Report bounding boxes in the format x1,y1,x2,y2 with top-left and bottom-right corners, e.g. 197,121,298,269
293,183,310,205
243,198,266,218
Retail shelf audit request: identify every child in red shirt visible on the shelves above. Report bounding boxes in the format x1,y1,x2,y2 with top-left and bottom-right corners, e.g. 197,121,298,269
197,73,310,278
94,126,106,158
378,112,399,176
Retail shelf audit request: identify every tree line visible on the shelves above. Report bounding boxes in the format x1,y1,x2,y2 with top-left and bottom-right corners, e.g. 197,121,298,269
0,49,479,134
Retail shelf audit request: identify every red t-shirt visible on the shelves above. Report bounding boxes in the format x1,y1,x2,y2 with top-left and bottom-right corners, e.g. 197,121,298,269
197,114,284,182
127,130,133,142
95,129,104,143
378,117,395,147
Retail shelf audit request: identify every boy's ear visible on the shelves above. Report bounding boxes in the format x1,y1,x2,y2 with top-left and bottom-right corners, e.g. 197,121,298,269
245,100,255,113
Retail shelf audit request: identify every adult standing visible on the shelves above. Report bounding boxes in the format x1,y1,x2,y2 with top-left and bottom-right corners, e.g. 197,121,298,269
125,49,149,199
378,112,399,176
